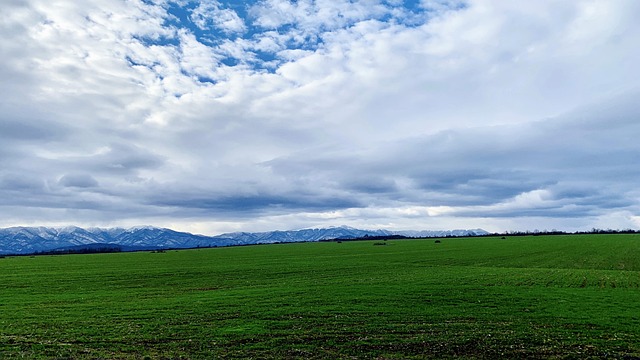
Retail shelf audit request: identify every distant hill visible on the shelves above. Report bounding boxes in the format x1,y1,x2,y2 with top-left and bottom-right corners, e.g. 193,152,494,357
0,226,488,255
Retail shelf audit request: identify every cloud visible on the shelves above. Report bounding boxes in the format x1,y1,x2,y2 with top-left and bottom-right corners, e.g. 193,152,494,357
58,174,99,188
0,174,46,192
1,0,640,234
191,1,246,35
263,89,640,224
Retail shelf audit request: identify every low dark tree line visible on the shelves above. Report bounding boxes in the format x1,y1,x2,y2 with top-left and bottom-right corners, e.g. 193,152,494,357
34,246,124,256
489,229,640,237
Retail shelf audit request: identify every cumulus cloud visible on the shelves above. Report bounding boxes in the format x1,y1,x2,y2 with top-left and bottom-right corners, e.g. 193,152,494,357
1,0,639,234
191,1,246,34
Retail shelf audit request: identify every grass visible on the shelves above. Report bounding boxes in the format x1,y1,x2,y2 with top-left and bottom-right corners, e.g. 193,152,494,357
1,234,640,359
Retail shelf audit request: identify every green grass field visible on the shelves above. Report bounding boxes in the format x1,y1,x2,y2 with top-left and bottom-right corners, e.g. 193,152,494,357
1,234,640,359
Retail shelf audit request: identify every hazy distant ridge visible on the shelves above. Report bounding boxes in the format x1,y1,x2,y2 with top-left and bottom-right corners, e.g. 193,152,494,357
0,226,488,255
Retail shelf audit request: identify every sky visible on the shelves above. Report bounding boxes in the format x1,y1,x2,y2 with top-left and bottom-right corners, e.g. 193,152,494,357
1,0,640,235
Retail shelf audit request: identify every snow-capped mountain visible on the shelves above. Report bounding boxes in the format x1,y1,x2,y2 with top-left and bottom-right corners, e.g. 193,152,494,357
0,226,488,255
211,226,388,244
210,226,487,243
0,226,219,254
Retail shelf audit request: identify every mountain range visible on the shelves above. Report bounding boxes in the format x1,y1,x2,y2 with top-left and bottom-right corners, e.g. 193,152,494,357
0,226,488,255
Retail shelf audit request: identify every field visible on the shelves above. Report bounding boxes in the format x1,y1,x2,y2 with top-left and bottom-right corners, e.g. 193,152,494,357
1,234,640,359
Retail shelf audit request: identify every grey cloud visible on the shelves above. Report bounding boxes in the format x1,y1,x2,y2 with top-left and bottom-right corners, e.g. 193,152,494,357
343,177,398,194
47,143,167,176
0,118,69,142
0,174,45,192
457,207,597,219
96,144,166,173
415,174,546,206
143,189,363,219
58,174,99,188
453,186,635,220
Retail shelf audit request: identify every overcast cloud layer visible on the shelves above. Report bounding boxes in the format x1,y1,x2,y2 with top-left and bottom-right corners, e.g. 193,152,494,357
1,0,640,235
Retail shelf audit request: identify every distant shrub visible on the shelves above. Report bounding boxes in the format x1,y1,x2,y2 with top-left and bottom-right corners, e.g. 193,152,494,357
435,240,441,244
373,242,386,246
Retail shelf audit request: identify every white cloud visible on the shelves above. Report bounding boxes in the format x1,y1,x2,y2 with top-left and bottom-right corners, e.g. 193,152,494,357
191,0,246,34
